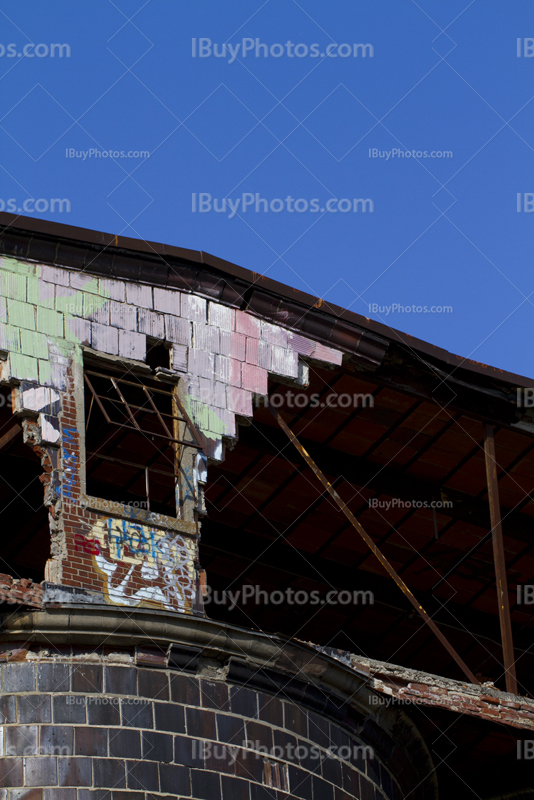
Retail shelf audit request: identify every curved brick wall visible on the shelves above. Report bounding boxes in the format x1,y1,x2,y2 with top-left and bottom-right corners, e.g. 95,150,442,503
0,659,404,800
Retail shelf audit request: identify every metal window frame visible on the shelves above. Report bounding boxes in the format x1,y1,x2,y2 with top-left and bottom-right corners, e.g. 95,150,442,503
84,368,204,516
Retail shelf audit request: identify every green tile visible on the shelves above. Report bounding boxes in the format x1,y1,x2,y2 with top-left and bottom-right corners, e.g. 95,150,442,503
8,299,35,330
38,359,52,385
27,275,56,307
20,329,49,360
0,257,32,275
2,272,27,301
36,306,64,337
10,353,39,381
55,290,83,317
0,323,21,353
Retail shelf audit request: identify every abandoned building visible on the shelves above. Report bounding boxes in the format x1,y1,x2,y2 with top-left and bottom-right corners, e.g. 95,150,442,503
0,212,532,799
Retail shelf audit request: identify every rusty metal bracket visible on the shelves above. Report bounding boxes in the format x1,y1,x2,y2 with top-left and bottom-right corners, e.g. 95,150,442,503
483,424,518,695
270,407,480,686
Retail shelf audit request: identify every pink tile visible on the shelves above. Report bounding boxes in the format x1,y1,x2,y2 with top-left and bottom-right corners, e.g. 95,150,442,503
154,287,180,315
236,310,260,338
229,358,241,387
109,302,137,331
165,316,191,345
261,321,287,347
119,329,146,361
287,331,315,356
181,294,207,322
92,322,118,355
138,309,165,339
126,283,153,308
313,342,343,366
246,337,259,365
193,322,219,353
242,363,268,395
172,344,188,372
188,349,215,379
209,302,235,331
220,330,246,361
209,407,236,437
215,354,230,382
271,346,298,378
258,340,272,370
227,386,253,417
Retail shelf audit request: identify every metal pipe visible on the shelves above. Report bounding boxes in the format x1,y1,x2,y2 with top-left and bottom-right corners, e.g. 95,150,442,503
483,423,518,694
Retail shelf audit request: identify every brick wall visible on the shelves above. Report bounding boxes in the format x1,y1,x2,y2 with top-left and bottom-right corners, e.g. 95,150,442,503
0,574,42,608
345,652,534,731
0,656,401,800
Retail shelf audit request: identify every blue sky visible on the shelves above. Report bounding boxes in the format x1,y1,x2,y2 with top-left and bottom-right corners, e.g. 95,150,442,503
0,0,533,375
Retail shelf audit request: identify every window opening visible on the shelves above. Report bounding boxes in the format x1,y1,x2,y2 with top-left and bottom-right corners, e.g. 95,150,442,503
84,363,203,518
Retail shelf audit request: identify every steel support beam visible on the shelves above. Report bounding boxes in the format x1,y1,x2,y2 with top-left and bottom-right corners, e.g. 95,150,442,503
483,423,518,695
0,422,21,451
270,407,480,686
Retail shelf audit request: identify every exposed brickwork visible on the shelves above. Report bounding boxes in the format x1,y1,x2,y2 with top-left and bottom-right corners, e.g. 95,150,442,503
369,671,534,730
325,650,534,732
0,574,43,608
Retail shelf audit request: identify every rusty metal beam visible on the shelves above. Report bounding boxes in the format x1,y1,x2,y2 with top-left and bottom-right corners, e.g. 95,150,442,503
483,423,518,695
270,407,480,686
0,422,21,451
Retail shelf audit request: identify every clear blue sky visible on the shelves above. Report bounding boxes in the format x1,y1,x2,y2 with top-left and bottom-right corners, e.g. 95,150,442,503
0,0,532,375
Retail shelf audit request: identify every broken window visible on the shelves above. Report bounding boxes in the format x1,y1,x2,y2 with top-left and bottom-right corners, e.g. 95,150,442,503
83,358,203,518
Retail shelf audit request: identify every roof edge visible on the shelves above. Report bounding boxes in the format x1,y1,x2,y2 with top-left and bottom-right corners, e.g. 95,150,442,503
0,211,530,387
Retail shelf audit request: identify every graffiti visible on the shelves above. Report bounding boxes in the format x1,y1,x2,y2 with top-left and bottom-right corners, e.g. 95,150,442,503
74,532,100,555
182,464,195,505
88,518,196,612
59,426,78,498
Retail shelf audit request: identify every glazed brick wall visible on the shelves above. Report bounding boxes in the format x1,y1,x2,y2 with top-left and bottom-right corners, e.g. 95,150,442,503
0,257,343,455
0,660,400,800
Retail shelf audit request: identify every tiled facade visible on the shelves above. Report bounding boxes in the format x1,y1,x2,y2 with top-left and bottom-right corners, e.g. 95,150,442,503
0,656,402,799
0,254,342,615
